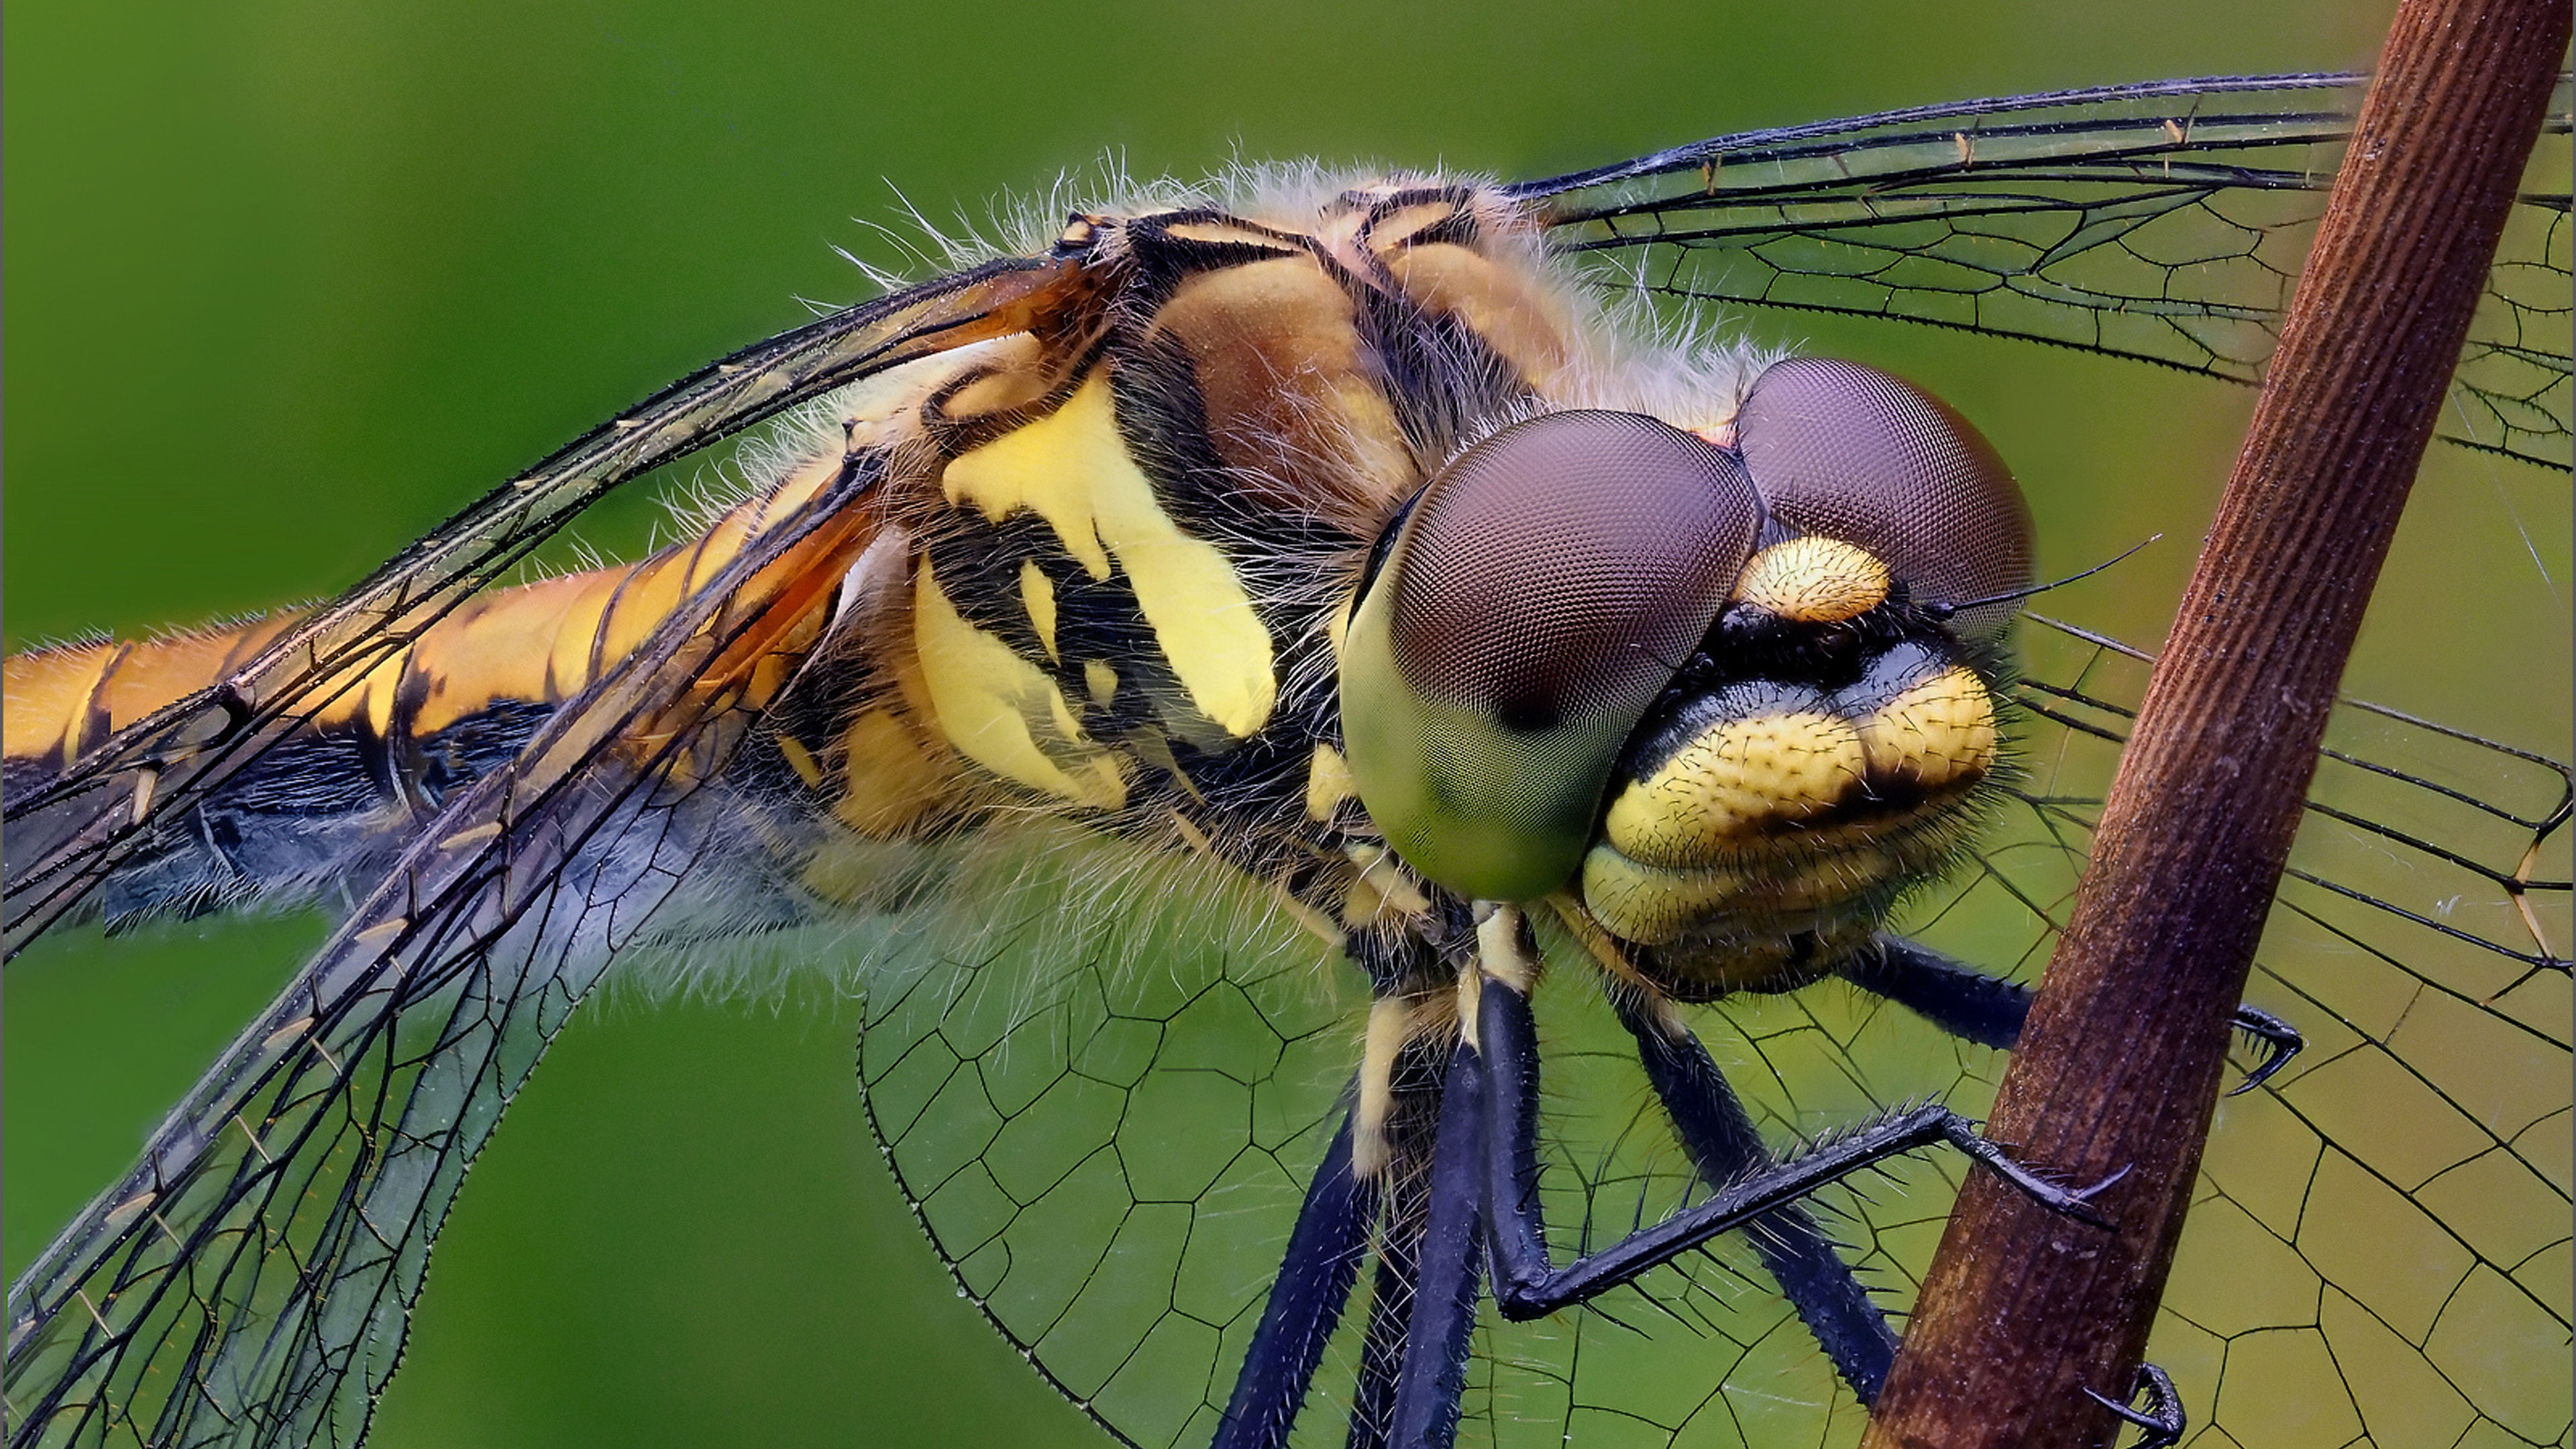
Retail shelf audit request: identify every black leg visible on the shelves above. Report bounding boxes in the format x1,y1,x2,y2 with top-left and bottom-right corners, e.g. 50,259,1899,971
2222,1005,2302,1092
1343,1219,1417,1449
1835,937,2031,1049
1611,994,1902,1402
1477,975,2118,1320
1345,1034,1450,1449
1842,937,2302,1091
2085,1362,2186,1448
1382,1048,1487,1449
1212,1108,1379,1449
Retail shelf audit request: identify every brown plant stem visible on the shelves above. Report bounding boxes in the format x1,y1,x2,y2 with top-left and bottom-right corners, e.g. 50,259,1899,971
1858,2,2573,1444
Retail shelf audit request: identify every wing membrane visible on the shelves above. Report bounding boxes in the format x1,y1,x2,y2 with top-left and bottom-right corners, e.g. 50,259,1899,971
1992,621,2571,1448
4,460,879,1448
1,256,1081,958
859,836,1361,1449
862,611,2571,1449
1518,72,2575,469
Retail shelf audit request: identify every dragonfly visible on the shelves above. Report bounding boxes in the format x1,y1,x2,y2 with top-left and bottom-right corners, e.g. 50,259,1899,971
4,68,2569,1449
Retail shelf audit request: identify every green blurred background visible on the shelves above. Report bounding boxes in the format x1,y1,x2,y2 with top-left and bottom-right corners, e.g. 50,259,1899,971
6,3,2564,1446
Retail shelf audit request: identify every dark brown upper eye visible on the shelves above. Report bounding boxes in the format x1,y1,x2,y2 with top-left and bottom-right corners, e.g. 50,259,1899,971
1339,409,1761,902
1735,358,2032,642
1380,411,1760,729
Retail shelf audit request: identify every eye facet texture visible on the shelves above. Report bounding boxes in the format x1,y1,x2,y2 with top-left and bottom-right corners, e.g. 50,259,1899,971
1342,411,1760,902
1736,358,2031,641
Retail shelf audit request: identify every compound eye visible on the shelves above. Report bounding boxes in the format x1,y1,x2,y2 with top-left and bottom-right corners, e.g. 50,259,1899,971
1340,411,1760,902
1735,358,2032,643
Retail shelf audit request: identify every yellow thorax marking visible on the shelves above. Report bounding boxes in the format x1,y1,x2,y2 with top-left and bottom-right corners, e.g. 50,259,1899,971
941,372,1277,739
1304,742,1355,821
1017,560,1061,661
828,708,948,838
775,736,825,789
912,564,1128,810
1354,996,1409,1181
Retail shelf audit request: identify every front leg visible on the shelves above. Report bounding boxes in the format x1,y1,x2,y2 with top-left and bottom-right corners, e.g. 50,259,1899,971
1610,993,1901,1401
1209,1107,1377,1449
1841,936,2304,1092
1473,955,2119,1322
1359,910,2123,1449
1381,1046,1487,1449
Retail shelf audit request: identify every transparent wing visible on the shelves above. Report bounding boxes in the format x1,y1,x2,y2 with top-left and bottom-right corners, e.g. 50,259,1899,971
859,830,1365,1449
2005,621,2571,1449
1449,635,2567,1449
1470,622,2566,1449
1,256,1081,958
863,614,2570,1449
1517,72,2575,470
3,464,878,1449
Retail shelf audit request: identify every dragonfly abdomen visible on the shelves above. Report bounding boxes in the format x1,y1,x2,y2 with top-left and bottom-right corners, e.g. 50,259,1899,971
0,472,863,928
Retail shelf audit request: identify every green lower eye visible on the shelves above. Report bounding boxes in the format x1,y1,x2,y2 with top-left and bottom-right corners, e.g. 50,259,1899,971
1338,410,1758,901
1340,621,1638,900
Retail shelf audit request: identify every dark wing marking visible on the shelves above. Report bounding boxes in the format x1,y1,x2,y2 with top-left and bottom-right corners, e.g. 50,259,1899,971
3,460,879,1449
1,255,1086,959
1515,72,2574,470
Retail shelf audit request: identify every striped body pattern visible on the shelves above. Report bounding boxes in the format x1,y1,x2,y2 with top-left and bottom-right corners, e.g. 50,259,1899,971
1,175,2029,1446
3,181,1799,975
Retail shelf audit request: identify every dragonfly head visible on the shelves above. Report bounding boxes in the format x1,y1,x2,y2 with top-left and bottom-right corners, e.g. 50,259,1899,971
1339,358,2031,987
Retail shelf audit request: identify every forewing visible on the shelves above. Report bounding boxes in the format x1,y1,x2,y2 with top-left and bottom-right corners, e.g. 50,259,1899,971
1,255,1085,957
3,460,879,1449
2003,621,2571,1449
1518,73,2575,469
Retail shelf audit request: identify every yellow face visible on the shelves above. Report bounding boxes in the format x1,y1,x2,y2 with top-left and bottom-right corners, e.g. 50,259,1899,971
1338,358,2031,994
1581,539,2002,945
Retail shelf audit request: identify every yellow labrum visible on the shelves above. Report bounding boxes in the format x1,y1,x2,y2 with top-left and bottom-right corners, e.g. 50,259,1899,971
1603,706,1866,867
1856,665,1997,784
942,372,1276,739
1580,844,1899,949
1579,659,2000,947
912,564,1127,809
1731,537,1890,624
